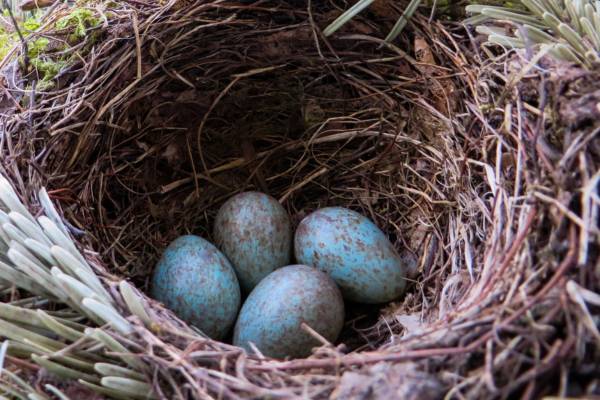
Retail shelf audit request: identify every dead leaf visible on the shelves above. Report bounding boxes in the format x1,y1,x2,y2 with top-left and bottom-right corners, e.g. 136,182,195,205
414,37,458,116
21,0,55,11
415,37,436,66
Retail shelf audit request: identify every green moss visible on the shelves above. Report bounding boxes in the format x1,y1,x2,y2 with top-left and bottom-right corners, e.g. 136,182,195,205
32,58,64,77
23,33,64,88
23,17,42,32
0,30,15,61
56,8,101,42
28,7,103,90
0,10,46,61
0,6,105,91
28,37,50,58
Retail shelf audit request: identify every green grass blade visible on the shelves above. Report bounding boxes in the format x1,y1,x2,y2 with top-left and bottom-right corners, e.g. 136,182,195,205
481,7,546,28
94,363,145,380
384,0,422,43
0,177,36,223
119,281,152,327
44,385,71,400
36,310,85,342
81,298,133,335
0,318,65,351
521,0,547,17
323,0,375,37
86,328,145,370
37,188,69,237
581,16,600,49
0,260,50,297
31,355,100,383
78,380,140,400
488,33,526,48
558,22,588,56
100,377,156,400
522,24,557,43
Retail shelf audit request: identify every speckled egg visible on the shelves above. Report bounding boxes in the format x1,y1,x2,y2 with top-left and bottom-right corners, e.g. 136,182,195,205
295,207,407,304
233,265,344,359
150,235,241,340
214,191,292,293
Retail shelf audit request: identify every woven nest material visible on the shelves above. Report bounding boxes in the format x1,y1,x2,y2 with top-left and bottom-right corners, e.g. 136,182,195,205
0,1,599,399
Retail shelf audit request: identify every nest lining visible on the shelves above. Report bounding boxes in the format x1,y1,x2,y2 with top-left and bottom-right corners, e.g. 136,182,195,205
44,21,448,354
0,1,597,399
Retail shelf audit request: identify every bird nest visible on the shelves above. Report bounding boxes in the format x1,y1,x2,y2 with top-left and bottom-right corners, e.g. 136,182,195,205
0,1,598,399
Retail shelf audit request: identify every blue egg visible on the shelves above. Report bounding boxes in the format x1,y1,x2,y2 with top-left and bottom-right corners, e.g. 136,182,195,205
294,207,407,303
233,265,344,359
214,192,292,293
150,235,241,339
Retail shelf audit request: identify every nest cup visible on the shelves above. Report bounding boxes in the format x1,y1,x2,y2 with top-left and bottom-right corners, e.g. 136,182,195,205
18,5,447,340
51,8,431,345
3,1,593,398
31,3,456,334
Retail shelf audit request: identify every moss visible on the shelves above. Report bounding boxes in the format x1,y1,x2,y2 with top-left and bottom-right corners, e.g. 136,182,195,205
29,57,67,89
22,32,64,89
23,17,42,32
28,37,50,58
0,29,15,61
0,5,110,91
26,7,104,90
0,11,46,61
56,8,101,43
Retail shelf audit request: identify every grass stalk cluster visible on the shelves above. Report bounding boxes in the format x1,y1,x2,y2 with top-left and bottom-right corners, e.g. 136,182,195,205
466,0,600,67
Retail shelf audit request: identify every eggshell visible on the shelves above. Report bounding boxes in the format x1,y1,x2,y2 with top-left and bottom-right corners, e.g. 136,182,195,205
294,207,407,303
233,264,344,359
214,191,292,293
150,235,241,339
